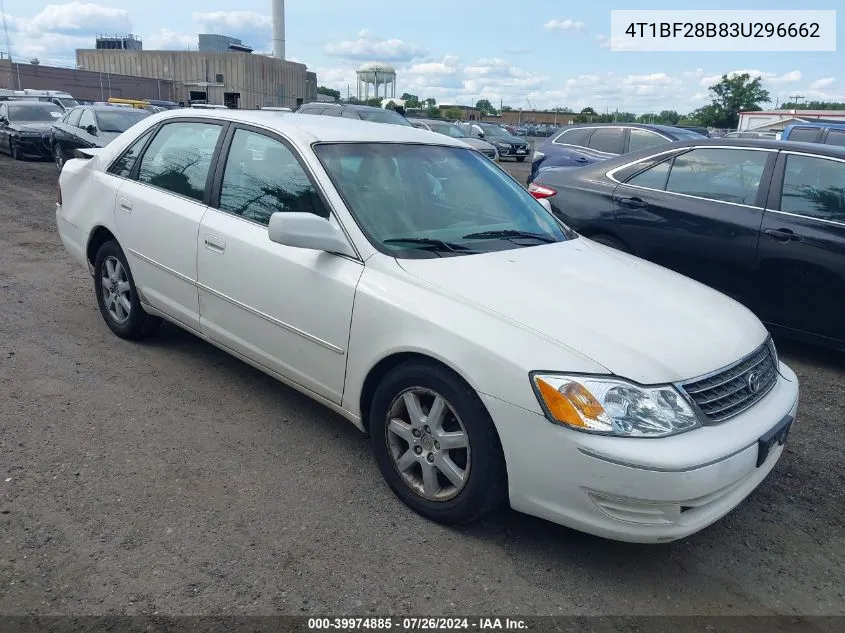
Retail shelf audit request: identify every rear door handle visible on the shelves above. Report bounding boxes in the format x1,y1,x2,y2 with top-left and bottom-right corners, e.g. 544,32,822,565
574,156,589,163
204,234,226,253
119,198,133,213
618,196,647,209
764,227,801,242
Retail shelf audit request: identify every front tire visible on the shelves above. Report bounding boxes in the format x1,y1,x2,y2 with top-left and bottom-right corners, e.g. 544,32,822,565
370,360,507,525
516,156,526,162
54,142,66,171
10,140,21,160
93,240,162,340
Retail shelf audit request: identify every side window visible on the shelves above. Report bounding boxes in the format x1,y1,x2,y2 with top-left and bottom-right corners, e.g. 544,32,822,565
217,128,329,225
626,159,672,190
78,109,95,130
322,108,342,117
137,122,223,201
787,127,822,143
0,104,6,119
587,128,624,154
628,129,670,153
780,154,845,222
665,148,770,205
824,130,845,147
553,128,593,147
108,128,154,178
66,108,83,127
341,110,358,119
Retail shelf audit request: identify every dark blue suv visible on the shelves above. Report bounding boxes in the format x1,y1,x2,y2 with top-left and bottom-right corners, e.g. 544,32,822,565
528,123,705,184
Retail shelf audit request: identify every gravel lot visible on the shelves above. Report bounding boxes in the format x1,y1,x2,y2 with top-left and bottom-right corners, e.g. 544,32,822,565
0,152,843,618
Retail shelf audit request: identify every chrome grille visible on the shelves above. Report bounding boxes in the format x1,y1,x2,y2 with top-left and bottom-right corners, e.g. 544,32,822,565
680,340,777,422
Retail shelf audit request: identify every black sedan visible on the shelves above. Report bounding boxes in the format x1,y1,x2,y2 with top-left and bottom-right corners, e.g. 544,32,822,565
0,100,63,160
52,105,151,170
461,122,531,161
530,138,845,350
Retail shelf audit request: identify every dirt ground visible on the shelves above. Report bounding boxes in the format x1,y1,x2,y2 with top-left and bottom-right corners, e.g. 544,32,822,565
0,152,843,618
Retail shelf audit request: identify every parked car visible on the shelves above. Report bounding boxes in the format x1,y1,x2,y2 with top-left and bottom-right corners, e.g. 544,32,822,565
0,100,63,159
460,121,531,161
781,121,845,147
677,126,711,137
297,102,412,126
0,89,78,112
56,110,799,543
409,118,498,160
51,105,151,171
528,123,706,184
529,137,845,350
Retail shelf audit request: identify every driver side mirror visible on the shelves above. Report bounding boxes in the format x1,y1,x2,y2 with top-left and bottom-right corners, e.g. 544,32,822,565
0,115,7,124
268,212,356,257
86,125,97,136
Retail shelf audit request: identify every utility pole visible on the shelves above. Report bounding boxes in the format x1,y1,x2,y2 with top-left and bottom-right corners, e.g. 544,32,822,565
788,94,804,106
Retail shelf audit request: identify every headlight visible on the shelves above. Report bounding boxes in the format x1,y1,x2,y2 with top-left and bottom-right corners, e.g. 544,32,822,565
496,142,510,148
532,151,545,162
767,336,779,371
531,373,701,437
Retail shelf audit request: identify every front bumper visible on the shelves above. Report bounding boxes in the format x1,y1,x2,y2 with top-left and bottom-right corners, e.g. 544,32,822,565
497,144,531,158
13,133,52,157
481,362,800,543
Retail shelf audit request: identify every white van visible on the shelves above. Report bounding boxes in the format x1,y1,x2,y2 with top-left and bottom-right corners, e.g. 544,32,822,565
0,89,79,111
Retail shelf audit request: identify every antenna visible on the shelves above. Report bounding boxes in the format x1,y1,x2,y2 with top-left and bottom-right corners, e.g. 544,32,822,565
0,0,12,61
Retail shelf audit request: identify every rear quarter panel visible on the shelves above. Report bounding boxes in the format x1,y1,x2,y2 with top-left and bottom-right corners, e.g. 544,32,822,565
536,169,617,233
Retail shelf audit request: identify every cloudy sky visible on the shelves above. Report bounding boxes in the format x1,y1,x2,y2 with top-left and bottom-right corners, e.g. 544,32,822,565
1,0,843,113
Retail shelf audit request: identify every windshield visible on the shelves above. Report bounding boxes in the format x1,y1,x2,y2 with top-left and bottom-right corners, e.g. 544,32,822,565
95,109,151,132
57,98,79,108
314,143,572,258
428,122,467,138
357,109,413,126
8,104,62,121
479,123,509,136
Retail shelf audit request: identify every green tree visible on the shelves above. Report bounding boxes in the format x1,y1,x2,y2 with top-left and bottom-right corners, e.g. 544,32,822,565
425,105,441,118
614,111,637,123
580,107,597,114
476,99,496,114
657,109,680,125
425,97,437,107
705,73,770,128
444,106,463,120
366,97,383,107
780,100,845,110
551,106,573,113
317,86,340,100
401,92,422,108
501,105,513,112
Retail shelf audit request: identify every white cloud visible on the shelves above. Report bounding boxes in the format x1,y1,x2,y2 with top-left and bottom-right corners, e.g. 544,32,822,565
2,2,131,63
700,69,802,87
809,77,835,90
325,33,426,62
145,28,196,51
544,19,586,31
193,11,271,32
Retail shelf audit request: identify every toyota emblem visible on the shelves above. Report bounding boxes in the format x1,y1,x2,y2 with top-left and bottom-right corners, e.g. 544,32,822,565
746,371,761,394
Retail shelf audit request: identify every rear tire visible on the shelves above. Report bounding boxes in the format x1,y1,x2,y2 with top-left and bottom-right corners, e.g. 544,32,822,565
370,360,508,525
10,141,21,161
93,240,162,340
588,234,632,253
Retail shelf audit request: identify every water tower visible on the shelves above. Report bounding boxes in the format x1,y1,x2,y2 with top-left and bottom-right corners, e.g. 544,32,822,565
356,62,396,102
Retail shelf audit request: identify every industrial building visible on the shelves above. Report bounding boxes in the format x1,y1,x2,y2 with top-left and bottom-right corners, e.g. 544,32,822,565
738,109,845,132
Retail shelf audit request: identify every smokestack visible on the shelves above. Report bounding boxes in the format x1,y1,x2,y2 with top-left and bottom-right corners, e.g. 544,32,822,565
272,0,285,59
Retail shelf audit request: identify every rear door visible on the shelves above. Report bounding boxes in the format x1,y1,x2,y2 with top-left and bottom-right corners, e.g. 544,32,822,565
754,150,845,343
784,126,823,144
611,146,776,304
575,127,624,167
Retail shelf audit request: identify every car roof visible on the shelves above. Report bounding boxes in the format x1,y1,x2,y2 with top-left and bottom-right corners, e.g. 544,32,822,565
6,100,60,107
141,108,467,147
556,122,698,135
785,121,845,131
318,103,392,113
88,105,149,113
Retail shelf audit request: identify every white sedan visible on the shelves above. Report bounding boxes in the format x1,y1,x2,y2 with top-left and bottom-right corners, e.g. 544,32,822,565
55,109,799,543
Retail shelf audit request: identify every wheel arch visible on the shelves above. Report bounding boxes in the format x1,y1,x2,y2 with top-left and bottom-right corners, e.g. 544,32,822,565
86,225,119,268
576,227,634,253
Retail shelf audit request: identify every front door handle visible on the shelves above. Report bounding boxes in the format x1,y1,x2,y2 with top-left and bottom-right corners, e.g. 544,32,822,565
204,235,226,253
764,227,801,242
118,198,133,213
574,156,589,163
618,196,647,209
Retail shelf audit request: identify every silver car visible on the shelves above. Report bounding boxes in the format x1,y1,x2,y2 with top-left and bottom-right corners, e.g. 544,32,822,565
409,118,499,160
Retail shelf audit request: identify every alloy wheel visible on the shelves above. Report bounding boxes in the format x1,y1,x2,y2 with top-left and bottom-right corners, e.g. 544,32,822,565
100,256,132,324
54,144,64,170
385,387,471,501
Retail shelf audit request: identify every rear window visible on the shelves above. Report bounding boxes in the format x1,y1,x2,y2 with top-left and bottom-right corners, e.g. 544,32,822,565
824,130,845,147
356,109,412,126
787,127,823,143
553,128,593,147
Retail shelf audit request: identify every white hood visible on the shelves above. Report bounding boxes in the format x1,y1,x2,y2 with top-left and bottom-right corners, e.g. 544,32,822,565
397,238,768,385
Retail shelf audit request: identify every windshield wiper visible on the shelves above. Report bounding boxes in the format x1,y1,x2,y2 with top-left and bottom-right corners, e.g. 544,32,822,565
461,230,557,243
383,237,475,253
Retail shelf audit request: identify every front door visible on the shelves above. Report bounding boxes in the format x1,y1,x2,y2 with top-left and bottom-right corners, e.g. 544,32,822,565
196,125,363,403
755,151,845,344
113,119,226,330
611,146,775,305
